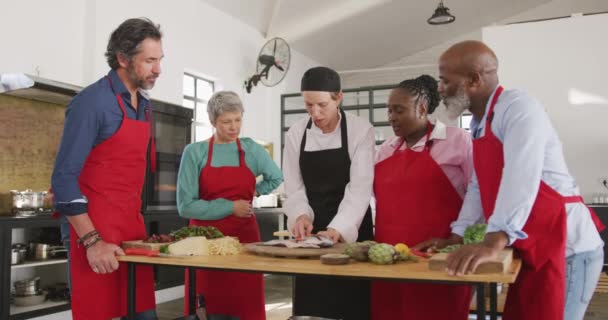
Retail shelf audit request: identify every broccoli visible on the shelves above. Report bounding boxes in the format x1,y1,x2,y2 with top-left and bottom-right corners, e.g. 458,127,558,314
463,223,487,244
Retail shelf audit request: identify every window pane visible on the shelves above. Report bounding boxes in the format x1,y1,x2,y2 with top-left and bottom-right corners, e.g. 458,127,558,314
344,109,369,120
182,99,194,109
342,91,369,106
183,74,195,97
373,89,392,105
284,113,308,128
373,107,388,122
195,124,213,142
374,126,394,142
195,100,209,123
196,80,214,101
284,96,305,111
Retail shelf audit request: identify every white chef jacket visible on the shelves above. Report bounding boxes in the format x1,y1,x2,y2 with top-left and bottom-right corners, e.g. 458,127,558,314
451,86,603,257
283,111,375,243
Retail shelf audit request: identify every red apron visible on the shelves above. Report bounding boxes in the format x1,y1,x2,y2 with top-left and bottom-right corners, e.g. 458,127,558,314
372,123,472,320
475,86,568,320
184,136,265,320
69,76,156,319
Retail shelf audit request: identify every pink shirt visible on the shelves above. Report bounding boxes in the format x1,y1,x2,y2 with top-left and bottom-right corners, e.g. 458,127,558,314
374,120,473,198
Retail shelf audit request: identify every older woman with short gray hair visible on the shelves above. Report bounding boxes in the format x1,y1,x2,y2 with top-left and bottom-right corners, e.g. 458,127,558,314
206,90,244,123
176,90,283,318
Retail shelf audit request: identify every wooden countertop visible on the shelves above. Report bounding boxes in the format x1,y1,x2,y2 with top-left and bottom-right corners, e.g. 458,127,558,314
117,252,521,284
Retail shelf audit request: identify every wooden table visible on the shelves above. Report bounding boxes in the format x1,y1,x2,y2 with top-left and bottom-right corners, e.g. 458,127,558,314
118,253,521,320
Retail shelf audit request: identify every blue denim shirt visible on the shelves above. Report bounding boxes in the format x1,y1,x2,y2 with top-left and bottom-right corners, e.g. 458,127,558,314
51,70,150,216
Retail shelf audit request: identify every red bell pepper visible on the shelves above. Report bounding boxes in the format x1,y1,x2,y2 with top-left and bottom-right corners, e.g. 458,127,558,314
125,248,160,257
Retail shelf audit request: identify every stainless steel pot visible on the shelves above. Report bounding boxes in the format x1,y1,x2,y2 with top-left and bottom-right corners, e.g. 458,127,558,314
10,189,47,210
34,243,67,260
11,248,27,265
14,277,41,296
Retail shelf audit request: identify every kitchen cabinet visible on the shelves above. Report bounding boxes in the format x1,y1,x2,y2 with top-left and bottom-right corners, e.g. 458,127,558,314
0,215,70,320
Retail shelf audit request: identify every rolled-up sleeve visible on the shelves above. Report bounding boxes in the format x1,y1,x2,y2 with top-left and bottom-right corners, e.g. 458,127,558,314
328,125,375,243
51,95,99,216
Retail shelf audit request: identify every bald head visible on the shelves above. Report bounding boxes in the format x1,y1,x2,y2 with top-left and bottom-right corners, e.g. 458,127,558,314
438,41,500,120
440,40,498,78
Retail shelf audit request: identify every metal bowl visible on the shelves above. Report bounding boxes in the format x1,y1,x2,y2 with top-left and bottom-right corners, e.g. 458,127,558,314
13,277,41,296
13,292,46,307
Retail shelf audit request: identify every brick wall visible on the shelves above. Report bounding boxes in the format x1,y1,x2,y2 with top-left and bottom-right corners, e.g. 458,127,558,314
0,95,65,212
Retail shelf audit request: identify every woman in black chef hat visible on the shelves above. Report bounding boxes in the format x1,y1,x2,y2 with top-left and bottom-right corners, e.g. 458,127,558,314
282,66,375,319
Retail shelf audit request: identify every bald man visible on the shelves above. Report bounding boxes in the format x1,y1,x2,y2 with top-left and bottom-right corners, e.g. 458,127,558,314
413,41,604,320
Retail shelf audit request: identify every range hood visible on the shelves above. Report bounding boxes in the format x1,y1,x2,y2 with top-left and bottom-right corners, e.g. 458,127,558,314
0,73,81,105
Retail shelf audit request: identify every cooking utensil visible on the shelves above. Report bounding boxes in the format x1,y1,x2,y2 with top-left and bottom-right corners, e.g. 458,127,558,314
13,291,46,306
33,243,67,260
13,277,41,296
11,248,27,265
10,189,47,209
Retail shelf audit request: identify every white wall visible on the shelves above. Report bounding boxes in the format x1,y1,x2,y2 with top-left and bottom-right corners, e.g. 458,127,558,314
0,0,319,164
483,13,608,200
0,0,87,85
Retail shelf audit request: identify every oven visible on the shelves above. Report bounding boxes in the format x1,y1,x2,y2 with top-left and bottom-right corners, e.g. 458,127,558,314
143,100,193,213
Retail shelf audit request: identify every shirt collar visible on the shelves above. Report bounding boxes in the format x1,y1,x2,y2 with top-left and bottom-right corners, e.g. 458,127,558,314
389,119,447,149
107,69,150,102
470,84,500,135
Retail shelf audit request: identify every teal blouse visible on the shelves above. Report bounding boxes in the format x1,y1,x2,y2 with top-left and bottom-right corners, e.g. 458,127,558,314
176,137,283,220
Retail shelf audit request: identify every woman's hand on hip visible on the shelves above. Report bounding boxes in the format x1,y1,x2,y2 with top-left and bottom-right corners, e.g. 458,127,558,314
232,200,253,218
86,240,125,274
317,228,341,243
292,215,313,240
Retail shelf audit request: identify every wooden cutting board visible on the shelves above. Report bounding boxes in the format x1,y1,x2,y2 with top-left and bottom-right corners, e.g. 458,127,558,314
428,248,513,274
122,240,174,251
244,242,346,258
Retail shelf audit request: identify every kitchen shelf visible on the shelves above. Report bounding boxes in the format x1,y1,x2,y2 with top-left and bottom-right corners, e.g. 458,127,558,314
11,259,67,270
10,300,69,317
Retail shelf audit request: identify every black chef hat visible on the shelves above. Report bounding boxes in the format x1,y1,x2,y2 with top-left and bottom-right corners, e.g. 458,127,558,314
301,66,341,92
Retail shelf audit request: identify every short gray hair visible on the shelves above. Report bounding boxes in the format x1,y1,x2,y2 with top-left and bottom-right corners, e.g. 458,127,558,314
207,91,244,123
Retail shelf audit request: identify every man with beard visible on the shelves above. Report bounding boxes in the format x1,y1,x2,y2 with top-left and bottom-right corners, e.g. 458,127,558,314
414,40,604,320
51,18,162,320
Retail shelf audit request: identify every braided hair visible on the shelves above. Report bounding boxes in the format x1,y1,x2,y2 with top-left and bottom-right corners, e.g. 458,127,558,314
396,74,441,114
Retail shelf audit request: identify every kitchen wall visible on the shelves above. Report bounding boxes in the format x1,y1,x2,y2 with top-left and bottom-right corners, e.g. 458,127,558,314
0,95,64,212
0,0,320,165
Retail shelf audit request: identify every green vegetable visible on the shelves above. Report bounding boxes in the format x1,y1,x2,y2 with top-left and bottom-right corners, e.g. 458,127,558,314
169,226,224,240
159,245,169,254
463,223,487,245
436,244,461,253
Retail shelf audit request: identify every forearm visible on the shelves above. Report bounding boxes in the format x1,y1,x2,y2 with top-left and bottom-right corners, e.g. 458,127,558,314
66,213,96,238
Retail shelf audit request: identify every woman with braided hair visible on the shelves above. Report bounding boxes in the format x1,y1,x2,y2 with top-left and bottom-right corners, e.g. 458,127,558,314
371,75,474,320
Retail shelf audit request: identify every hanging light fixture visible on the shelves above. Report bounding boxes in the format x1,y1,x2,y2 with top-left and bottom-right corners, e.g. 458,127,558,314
427,1,456,25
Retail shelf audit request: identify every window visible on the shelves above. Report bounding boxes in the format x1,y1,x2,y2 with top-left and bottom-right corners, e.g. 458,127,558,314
183,73,215,142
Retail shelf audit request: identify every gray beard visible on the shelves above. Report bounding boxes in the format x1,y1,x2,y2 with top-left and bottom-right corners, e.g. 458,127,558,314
444,88,471,120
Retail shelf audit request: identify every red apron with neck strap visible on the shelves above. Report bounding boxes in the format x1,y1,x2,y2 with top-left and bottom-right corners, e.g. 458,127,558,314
474,86,569,320
184,136,265,320
70,76,156,320
371,123,472,320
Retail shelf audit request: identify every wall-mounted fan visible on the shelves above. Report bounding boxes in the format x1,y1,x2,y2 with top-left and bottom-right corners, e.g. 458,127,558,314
245,37,291,93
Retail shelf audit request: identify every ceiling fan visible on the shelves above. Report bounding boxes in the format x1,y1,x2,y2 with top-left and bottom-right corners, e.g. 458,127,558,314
245,37,291,93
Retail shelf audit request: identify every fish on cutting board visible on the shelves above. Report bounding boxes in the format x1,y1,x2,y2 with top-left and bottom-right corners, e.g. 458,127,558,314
261,235,334,248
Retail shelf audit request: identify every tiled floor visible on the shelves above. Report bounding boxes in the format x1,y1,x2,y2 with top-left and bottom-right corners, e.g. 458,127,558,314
157,275,608,320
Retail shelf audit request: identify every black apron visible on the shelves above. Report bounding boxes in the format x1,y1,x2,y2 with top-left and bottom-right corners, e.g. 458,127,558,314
293,109,374,320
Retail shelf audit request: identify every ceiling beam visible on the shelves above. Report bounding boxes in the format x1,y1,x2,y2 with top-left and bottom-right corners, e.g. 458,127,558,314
264,0,283,38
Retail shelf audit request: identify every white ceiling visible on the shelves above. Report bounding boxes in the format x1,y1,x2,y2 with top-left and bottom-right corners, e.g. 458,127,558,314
201,0,608,70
